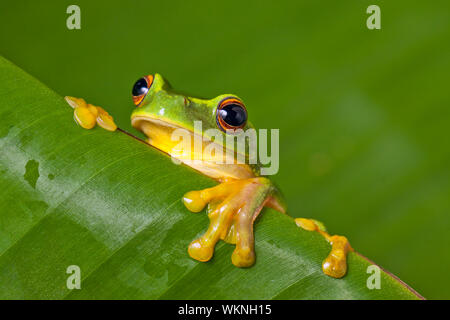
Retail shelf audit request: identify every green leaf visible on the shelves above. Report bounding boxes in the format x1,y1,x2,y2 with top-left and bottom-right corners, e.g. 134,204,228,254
0,56,422,299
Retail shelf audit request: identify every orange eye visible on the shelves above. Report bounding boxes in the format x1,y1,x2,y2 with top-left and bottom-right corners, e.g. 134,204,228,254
132,75,154,106
216,97,247,132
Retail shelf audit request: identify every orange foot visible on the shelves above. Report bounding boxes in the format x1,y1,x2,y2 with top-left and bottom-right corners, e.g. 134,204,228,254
65,96,117,132
295,218,353,278
183,177,285,267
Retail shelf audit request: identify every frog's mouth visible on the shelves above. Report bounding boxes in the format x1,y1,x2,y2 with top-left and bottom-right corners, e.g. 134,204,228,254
131,115,190,156
131,115,255,180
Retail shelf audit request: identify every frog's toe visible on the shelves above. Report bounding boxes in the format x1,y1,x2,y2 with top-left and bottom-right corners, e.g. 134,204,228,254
95,107,116,131
232,245,255,268
73,104,97,129
65,96,87,109
295,218,352,278
322,235,351,278
182,190,207,212
188,238,215,262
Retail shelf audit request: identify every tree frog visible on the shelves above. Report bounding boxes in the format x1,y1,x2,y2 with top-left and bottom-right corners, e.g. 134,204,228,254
65,74,352,278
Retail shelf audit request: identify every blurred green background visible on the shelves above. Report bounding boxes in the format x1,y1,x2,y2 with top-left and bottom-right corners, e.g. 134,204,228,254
1,0,449,299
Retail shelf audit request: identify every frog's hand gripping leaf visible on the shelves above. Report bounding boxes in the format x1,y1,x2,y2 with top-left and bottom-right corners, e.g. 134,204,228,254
65,96,117,132
182,177,284,267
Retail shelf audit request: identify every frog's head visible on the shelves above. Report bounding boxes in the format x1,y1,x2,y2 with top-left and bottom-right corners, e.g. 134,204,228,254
130,73,257,179
131,73,253,149
131,73,251,136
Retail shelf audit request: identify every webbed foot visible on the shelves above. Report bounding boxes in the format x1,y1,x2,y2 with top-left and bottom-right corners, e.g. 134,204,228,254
295,218,353,278
183,177,283,267
65,96,117,131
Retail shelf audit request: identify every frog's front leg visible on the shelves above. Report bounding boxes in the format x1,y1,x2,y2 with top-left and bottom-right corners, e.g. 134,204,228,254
182,177,283,267
295,218,353,278
65,96,117,131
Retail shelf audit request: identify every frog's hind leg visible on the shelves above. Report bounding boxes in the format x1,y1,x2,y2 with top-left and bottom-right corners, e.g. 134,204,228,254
182,177,278,267
295,218,353,278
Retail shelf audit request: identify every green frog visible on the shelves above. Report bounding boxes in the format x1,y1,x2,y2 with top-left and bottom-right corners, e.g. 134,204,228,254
65,73,352,278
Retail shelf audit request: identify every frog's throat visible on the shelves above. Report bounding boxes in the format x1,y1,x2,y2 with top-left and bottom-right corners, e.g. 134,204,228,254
131,115,256,181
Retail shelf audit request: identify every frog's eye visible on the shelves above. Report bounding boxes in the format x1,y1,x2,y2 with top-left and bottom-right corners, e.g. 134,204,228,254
216,97,247,132
132,75,154,106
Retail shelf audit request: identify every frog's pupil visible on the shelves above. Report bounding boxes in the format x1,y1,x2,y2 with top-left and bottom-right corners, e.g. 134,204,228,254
132,78,148,96
219,104,247,127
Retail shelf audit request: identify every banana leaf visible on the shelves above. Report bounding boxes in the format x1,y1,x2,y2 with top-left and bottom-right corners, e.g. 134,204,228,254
0,56,422,299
